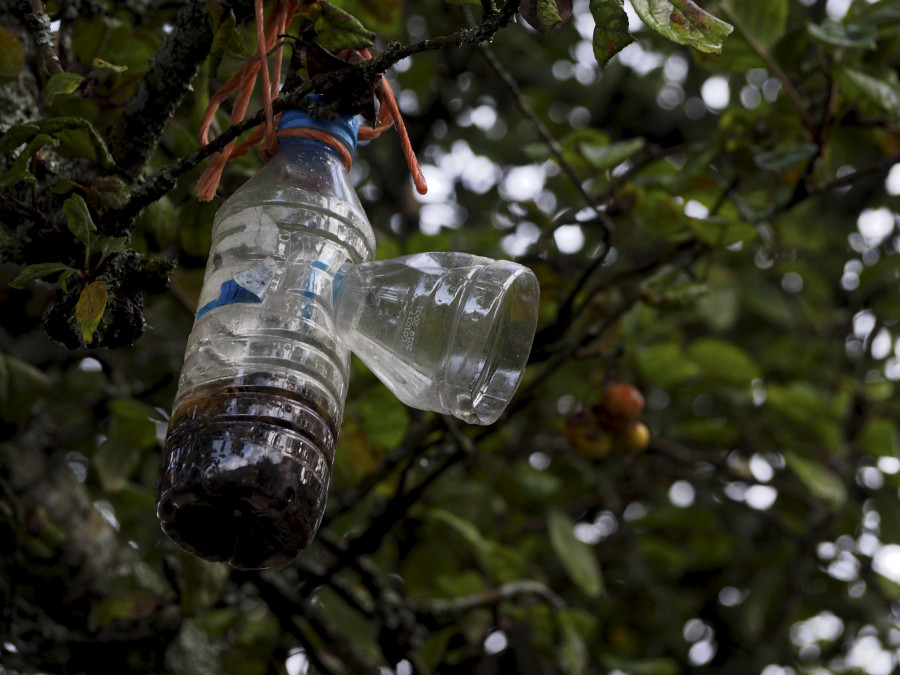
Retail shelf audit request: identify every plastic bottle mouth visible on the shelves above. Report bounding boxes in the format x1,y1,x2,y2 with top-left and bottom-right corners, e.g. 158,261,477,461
440,261,540,425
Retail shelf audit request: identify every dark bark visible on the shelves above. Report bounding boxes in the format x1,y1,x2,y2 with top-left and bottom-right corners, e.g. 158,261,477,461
109,0,254,179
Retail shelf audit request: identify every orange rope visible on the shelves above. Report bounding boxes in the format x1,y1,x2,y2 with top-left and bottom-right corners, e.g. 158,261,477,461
195,0,427,201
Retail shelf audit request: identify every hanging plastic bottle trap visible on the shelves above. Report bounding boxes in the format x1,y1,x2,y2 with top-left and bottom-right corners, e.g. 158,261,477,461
156,101,539,569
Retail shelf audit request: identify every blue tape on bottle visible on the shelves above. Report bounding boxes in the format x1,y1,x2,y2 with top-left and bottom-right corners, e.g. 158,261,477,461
196,262,273,319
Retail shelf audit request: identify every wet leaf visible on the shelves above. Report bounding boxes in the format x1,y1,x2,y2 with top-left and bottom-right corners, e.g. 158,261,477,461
548,508,602,598
591,0,635,67
630,0,733,54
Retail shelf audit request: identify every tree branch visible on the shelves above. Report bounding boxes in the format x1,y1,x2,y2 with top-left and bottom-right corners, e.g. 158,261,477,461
108,0,254,178
17,0,63,75
105,0,521,227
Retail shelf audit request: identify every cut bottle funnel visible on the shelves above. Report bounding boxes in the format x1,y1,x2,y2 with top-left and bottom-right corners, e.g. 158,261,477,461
334,252,540,425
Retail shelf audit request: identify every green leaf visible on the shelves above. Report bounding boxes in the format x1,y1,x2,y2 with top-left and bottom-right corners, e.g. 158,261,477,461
635,342,700,386
520,0,573,33
429,508,489,553
725,0,788,50
579,137,645,171
208,10,238,78
783,450,846,509
833,66,900,119
52,178,82,194
92,57,128,73
859,419,899,458
98,236,128,260
94,398,158,492
0,133,59,188
57,268,79,293
45,71,86,105
807,22,877,49
314,1,376,50
10,262,79,289
688,218,758,247
0,123,40,153
89,590,161,627
558,609,590,675
36,117,115,169
0,168,37,189
754,143,819,172
358,385,409,448
0,25,25,82
591,0,636,67
547,508,603,598
64,194,96,245
0,353,50,423
602,655,679,675
0,226,16,250
630,0,733,54
75,280,108,344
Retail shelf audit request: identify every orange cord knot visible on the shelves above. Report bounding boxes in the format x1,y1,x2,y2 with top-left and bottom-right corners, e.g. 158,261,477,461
195,0,427,202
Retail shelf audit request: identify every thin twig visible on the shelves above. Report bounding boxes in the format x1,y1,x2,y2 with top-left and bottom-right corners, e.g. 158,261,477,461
19,0,63,75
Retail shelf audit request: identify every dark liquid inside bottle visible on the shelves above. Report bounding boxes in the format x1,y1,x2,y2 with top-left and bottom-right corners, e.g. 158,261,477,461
157,372,337,569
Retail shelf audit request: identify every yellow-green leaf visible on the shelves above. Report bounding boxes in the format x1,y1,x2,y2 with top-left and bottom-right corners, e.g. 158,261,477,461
75,280,108,344
45,71,86,105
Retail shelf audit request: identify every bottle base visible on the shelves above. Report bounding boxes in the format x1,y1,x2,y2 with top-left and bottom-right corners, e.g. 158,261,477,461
157,374,337,569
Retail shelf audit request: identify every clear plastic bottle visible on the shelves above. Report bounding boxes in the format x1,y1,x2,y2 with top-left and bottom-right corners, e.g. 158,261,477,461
156,104,375,569
333,252,539,425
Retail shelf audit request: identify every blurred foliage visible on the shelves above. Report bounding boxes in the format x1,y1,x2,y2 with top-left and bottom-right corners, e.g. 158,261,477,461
2,0,900,673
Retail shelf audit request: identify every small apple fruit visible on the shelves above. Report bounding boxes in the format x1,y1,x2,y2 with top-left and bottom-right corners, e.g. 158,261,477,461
615,420,651,453
596,383,645,431
564,410,613,460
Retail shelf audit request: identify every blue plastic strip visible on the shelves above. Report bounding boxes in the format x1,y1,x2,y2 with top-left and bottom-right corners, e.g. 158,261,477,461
196,279,263,319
